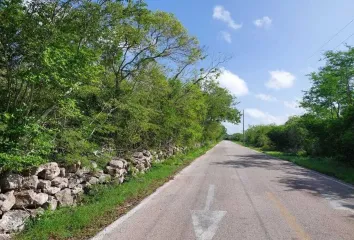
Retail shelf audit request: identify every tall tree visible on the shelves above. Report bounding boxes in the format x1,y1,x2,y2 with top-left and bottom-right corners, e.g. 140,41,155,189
301,46,354,118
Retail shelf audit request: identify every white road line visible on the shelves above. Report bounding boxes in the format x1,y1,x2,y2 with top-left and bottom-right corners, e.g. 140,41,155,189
191,184,226,240
204,185,215,211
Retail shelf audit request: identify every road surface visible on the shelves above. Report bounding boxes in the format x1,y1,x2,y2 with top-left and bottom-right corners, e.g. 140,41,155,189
92,141,354,240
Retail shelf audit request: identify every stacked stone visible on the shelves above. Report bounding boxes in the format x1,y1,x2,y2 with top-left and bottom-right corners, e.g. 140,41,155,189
0,146,188,236
130,150,152,174
151,146,185,164
0,160,124,235
104,158,128,184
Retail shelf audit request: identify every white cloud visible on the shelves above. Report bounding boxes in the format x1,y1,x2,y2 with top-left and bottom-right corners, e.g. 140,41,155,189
266,70,295,89
245,108,286,125
213,6,242,30
217,68,249,97
220,31,232,43
254,16,272,28
255,93,277,102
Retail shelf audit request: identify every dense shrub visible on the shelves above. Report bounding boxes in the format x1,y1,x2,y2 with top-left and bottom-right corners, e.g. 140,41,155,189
225,133,243,141
0,0,240,172
245,125,274,150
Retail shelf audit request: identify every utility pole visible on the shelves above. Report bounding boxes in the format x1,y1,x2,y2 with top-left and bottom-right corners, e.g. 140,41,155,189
242,109,245,144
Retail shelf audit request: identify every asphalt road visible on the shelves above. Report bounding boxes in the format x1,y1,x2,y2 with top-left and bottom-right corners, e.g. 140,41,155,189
92,141,354,240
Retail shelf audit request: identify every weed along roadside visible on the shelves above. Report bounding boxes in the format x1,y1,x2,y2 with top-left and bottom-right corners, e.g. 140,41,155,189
234,141,354,185
12,144,215,240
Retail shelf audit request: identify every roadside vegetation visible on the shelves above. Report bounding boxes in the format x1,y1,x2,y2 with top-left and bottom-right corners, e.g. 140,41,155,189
15,144,214,240
0,0,240,173
226,47,354,184
233,141,354,185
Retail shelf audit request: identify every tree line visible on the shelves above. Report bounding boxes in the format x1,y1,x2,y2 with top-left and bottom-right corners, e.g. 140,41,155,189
228,47,354,165
0,0,240,172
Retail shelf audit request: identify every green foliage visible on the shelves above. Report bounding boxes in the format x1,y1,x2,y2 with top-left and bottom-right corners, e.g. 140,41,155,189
267,116,309,154
301,46,354,118
0,0,240,172
243,46,354,166
244,125,274,150
224,133,243,141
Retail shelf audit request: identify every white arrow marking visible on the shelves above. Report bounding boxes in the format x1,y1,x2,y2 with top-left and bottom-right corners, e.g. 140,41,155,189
191,185,226,240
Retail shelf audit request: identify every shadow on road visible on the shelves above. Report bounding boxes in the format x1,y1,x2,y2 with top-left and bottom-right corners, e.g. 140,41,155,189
214,153,354,201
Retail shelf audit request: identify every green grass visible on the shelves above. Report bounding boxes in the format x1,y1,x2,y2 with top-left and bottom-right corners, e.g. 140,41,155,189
15,144,215,240
235,141,354,185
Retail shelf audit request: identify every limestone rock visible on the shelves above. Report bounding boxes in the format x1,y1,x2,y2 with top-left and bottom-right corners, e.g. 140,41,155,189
108,159,125,169
37,180,51,191
133,152,144,159
0,234,11,240
142,150,151,157
22,175,38,189
0,210,30,233
71,185,83,195
118,176,125,184
14,190,48,208
36,162,60,180
75,167,90,177
0,191,15,212
0,174,22,191
31,192,49,206
105,166,116,176
55,189,74,207
136,163,145,171
68,177,84,189
117,169,127,177
51,177,68,189
88,177,99,185
44,187,60,195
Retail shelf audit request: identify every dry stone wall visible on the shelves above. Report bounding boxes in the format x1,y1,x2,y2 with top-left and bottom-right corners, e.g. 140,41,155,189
0,146,187,237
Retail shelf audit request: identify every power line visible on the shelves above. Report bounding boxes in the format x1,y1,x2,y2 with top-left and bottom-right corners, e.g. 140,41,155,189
333,32,354,50
307,17,354,60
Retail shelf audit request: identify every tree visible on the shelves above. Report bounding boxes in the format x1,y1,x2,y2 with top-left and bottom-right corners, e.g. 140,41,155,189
301,46,354,118
0,0,240,172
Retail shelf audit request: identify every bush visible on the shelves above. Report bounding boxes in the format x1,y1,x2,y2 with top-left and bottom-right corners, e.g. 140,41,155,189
225,133,243,141
245,125,275,149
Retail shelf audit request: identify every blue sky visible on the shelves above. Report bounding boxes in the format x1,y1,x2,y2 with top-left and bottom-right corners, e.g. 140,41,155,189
146,0,354,133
